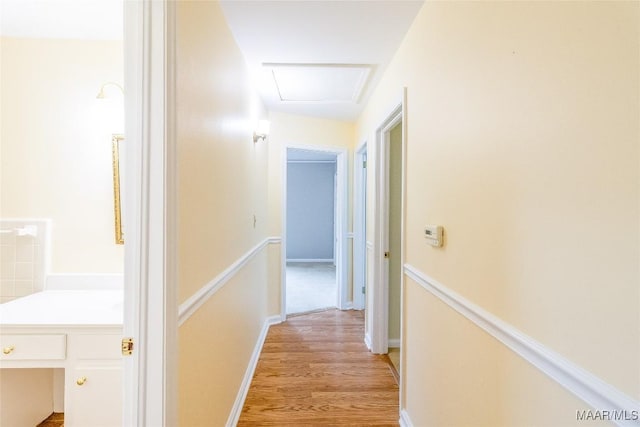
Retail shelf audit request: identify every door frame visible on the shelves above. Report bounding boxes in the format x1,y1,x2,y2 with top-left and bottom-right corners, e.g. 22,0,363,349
353,141,368,310
370,90,406,355
281,143,349,319
123,1,177,425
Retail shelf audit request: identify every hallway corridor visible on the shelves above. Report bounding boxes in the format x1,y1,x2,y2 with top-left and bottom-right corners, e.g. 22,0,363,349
238,309,399,426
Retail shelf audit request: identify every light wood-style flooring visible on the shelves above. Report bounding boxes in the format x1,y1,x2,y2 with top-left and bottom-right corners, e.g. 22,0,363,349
238,309,400,426
37,412,64,426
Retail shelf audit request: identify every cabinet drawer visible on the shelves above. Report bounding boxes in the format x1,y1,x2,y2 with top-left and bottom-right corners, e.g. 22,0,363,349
0,334,66,360
71,334,122,360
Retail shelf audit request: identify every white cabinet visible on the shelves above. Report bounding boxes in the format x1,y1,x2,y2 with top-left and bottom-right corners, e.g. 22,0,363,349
0,291,124,427
65,333,123,427
66,364,123,427
0,328,123,427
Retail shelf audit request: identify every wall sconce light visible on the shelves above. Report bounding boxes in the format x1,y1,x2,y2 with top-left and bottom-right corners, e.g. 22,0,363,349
96,81,124,99
253,119,270,143
96,81,125,135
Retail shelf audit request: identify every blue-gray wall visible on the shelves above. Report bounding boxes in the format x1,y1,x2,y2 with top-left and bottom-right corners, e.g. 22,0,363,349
286,162,335,260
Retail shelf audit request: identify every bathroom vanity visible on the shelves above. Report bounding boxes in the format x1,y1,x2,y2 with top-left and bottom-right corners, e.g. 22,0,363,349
0,290,123,427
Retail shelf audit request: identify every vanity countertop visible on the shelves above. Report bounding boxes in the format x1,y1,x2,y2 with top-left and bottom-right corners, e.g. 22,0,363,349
0,290,123,327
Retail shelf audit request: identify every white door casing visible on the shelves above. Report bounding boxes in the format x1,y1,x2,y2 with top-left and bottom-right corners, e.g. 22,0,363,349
370,90,406,355
353,142,368,311
281,144,349,319
123,1,177,425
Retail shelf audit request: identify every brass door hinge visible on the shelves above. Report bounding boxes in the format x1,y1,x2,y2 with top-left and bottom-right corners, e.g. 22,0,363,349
122,338,134,356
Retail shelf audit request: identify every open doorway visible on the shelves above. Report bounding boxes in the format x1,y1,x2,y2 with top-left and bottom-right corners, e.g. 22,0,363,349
386,122,403,373
286,148,337,314
368,95,405,361
281,145,349,317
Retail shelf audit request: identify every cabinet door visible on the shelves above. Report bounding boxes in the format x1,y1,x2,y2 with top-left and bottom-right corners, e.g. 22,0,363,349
65,365,122,427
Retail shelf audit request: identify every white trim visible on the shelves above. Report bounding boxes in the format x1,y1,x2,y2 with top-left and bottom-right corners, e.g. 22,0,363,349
267,236,282,245
366,241,374,250
353,141,367,311
399,409,414,427
178,238,276,326
286,258,334,263
404,264,640,427
344,301,353,310
282,144,349,318
371,97,404,355
347,232,354,239
226,315,281,427
122,1,142,423
364,333,372,350
123,1,177,425
388,338,400,348
280,147,288,322
287,160,337,164
398,96,408,414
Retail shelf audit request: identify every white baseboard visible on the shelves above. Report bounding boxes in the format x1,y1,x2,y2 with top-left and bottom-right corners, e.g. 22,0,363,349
286,258,334,263
388,338,400,348
404,264,640,427
364,333,372,350
399,409,414,427
226,314,281,427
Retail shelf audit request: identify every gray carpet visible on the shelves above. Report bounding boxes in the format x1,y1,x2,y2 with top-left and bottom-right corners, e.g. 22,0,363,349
286,262,337,314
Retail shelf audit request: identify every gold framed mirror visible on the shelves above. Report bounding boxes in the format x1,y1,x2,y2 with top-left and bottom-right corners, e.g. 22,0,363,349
112,134,124,244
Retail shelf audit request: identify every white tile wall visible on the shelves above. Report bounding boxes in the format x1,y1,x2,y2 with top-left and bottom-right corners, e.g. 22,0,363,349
0,219,49,303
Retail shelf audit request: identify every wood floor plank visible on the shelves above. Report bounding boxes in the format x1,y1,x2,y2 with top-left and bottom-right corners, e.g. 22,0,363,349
238,309,399,426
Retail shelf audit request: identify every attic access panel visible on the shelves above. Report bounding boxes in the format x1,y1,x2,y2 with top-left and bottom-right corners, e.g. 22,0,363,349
266,63,373,103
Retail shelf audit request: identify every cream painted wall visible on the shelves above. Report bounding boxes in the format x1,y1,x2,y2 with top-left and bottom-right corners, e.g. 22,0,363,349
179,252,269,426
0,369,53,426
267,112,355,299
175,1,274,425
268,112,355,234
175,7,269,302
403,277,502,425
0,37,124,273
358,1,639,425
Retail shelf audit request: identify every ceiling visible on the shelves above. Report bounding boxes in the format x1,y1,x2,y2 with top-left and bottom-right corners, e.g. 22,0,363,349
220,0,424,121
0,0,123,40
0,0,424,121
